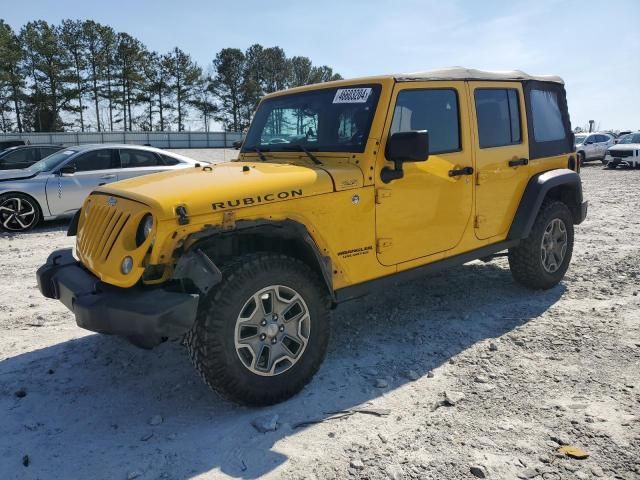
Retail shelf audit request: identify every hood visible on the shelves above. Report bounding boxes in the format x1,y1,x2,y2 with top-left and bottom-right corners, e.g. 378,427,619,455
609,144,640,151
0,169,38,182
96,161,362,220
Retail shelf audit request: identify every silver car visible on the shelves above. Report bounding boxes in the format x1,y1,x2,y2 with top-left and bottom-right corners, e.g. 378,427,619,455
574,132,615,163
0,144,202,232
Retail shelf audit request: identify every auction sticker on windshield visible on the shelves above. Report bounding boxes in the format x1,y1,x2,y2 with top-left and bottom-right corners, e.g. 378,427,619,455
333,88,372,103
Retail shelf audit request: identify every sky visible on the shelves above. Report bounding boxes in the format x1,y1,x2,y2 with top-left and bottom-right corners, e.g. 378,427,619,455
2,0,639,131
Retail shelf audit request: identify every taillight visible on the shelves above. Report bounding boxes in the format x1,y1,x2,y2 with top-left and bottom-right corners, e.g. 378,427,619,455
568,155,580,173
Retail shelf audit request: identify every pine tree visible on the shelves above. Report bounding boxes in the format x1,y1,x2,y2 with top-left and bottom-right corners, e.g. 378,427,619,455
20,20,76,131
0,20,24,132
212,48,245,132
166,47,201,131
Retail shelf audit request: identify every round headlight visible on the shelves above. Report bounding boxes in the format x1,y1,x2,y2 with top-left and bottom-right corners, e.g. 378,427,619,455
136,214,154,247
121,256,133,275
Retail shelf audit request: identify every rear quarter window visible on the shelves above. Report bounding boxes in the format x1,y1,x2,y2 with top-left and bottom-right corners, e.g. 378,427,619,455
530,89,565,142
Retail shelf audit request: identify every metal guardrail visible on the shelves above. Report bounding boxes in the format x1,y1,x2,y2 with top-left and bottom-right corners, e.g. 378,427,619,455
0,131,244,149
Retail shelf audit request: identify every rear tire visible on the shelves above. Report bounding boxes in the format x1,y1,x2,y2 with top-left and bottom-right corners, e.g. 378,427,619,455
508,201,574,290
185,253,330,405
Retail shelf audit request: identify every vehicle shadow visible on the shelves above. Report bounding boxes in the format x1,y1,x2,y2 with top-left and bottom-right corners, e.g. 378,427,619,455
0,260,566,479
1,219,69,237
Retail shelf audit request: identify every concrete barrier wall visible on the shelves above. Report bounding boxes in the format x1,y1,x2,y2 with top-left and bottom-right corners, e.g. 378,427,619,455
0,131,244,149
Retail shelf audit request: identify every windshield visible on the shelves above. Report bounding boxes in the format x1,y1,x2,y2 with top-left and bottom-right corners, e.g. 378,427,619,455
243,84,381,154
26,149,77,173
619,133,640,144
574,134,587,144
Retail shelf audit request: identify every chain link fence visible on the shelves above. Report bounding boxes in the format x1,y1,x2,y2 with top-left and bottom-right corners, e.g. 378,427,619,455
0,131,243,149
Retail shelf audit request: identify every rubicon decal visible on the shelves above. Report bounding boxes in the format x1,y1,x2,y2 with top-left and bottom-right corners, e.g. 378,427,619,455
212,189,303,210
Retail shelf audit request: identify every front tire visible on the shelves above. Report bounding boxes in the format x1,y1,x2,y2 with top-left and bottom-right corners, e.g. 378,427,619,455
0,193,41,232
185,253,330,405
508,201,574,289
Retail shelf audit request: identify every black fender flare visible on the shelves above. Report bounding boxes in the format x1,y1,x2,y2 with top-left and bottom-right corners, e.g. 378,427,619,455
182,218,336,301
508,169,585,241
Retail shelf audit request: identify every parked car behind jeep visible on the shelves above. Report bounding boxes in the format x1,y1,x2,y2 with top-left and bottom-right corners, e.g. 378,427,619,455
574,132,615,164
0,144,201,232
604,132,640,168
0,144,64,170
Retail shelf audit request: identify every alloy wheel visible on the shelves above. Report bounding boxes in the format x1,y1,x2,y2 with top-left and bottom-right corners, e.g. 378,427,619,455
540,218,568,273
234,284,311,376
0,196,37,231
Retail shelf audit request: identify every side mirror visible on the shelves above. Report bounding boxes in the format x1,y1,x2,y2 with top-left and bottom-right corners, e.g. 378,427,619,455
59,164,76,175
381,130,429,184
585,140,593,145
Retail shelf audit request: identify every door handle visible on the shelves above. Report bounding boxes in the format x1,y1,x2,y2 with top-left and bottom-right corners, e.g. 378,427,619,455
508,158,529,167
100,174,116,179
448,166,474,177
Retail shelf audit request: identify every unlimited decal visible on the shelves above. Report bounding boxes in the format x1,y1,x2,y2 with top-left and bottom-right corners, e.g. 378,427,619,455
212,189,303,210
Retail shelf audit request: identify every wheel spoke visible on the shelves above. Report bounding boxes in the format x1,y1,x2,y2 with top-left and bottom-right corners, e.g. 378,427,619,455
13,215,28,229
18,206,35,217
3,213,16,228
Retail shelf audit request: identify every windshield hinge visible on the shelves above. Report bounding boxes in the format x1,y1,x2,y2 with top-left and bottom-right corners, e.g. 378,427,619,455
376,238,393,253
222,210,236,230
375,188,392,204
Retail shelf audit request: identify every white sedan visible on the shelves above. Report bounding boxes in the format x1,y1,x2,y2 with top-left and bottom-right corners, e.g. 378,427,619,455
0,144,203,232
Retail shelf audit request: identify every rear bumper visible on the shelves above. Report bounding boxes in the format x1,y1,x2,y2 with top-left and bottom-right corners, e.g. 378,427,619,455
37,248,199,344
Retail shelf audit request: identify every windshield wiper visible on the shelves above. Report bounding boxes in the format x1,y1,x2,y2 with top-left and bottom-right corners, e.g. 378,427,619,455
245,146,267,161
282,144,323,165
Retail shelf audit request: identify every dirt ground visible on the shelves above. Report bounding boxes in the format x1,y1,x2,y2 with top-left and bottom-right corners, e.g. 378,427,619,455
0,163,638,480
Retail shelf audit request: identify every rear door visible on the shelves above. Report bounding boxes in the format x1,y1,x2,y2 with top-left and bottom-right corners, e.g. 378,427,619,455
46,149,120,216
116,149,169,181
470,82,530,240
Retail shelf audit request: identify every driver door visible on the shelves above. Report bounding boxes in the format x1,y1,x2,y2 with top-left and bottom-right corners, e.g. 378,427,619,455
46,149,120,216
375,82,473,266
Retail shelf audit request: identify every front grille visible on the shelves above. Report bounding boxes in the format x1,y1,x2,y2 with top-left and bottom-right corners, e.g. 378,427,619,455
78,203,131,263
609,150,633,158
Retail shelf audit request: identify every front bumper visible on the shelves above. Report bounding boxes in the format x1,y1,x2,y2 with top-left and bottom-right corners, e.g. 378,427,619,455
604,154,638,167
37,248,199,345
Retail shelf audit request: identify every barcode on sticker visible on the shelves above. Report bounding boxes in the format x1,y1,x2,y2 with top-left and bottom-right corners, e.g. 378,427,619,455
333,88,372,104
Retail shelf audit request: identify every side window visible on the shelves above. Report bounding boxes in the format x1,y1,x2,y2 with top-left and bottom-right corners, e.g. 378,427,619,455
120,149,162,168
390,89,460,154
530,89,565,142
160,154,181,166
474,89,521,148
2,149,35,165
73,149,118,172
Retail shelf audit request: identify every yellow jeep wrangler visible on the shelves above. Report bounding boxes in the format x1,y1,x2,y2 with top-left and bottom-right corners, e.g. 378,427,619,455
38,68,587,405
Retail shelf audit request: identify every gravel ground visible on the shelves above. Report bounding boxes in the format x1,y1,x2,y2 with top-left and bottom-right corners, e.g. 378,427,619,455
0,163,638,480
